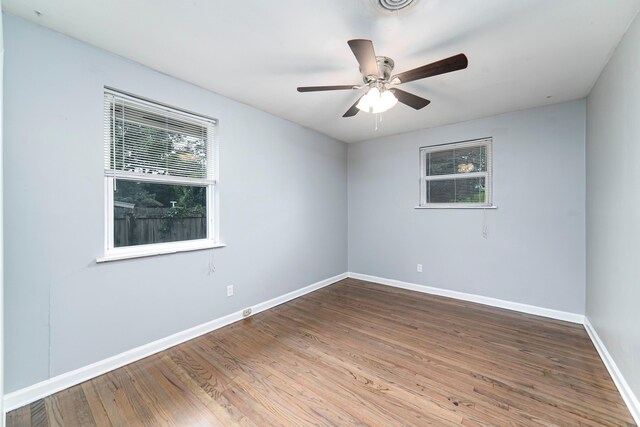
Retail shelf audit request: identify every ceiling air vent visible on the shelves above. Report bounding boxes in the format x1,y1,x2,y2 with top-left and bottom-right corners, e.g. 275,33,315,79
377,0,417,11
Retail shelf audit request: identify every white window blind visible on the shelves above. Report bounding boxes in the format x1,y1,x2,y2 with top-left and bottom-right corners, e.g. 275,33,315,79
419,138,493,207
103,90,216,184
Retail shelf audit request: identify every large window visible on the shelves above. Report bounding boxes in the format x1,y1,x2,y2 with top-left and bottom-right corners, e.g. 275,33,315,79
419,138,492,207
101,89,219,261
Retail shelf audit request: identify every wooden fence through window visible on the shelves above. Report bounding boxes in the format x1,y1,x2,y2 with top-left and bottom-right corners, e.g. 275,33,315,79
114,207,206,247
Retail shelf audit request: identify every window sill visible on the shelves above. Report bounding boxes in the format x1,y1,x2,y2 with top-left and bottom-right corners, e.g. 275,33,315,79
415,205,498,209
96,241,226,263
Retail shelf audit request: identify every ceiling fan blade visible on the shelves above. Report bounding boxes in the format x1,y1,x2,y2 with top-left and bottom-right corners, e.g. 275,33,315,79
348,39,379,80
390,89,431,110
297,85,359,92
391,53,468,84
343,95,364,118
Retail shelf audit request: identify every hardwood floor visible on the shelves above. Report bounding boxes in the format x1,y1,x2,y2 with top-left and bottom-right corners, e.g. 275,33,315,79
7,278,636,426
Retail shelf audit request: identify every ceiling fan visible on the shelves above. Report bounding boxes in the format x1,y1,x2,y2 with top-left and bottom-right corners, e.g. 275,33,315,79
297,39,468,117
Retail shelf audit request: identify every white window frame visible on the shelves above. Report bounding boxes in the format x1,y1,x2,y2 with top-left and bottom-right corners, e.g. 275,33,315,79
418,137,493,209
98,89,224,263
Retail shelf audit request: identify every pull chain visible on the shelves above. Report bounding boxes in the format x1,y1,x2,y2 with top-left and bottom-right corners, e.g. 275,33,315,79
209,249,216,274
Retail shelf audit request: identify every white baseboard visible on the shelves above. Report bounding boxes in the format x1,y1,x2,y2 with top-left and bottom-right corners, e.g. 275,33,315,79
583,317,640,425
3,272,348,413
347,272,585,324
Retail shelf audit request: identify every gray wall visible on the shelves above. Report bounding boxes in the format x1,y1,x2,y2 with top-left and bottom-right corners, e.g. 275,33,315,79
586,12,640,399
348,100,586,314
3,15,347,393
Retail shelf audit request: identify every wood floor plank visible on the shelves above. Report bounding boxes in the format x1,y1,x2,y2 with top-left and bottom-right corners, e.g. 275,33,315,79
159,352,255,427
43,396,64,427
29,399,50,427
130,357,226,426
48,385,97,427
83,372,145,426
80,381,113,427
6,406,31,427
6,279,637,426
107,364,173,426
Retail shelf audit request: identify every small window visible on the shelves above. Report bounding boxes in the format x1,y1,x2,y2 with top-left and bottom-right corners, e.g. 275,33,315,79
102,89,218,260
419,138,492,207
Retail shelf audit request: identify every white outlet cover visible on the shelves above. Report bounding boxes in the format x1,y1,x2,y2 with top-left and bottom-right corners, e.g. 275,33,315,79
417,264,423,272
227,285,234,296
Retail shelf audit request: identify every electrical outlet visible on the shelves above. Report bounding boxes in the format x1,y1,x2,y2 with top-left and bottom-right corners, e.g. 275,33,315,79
243,308,252,317
417,264,423,273
226,285,234,297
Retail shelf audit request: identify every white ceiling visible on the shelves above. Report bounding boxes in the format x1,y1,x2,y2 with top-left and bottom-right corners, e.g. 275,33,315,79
3,0,640,143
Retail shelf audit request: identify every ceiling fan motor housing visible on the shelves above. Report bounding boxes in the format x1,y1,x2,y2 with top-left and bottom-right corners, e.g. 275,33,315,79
362,56,395,83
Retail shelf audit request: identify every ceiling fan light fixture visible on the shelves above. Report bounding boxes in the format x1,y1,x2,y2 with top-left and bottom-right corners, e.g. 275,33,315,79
379,90,399,111
356,87,398,113
356,87,379,112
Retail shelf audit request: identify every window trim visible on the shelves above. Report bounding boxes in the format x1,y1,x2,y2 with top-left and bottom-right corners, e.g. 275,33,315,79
99,89,222,262
418,138,494,208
